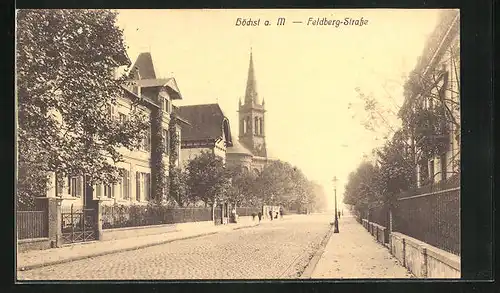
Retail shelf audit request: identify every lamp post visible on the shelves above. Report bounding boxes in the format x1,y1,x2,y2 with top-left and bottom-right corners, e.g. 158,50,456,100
333,176,339,233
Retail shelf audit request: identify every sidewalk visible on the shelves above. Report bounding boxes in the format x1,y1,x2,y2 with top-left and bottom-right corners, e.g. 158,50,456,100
17,216,262,271
307,213,414,279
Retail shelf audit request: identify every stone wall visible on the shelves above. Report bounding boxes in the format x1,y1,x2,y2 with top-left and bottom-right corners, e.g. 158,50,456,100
389,232,460,278
362,219,460,278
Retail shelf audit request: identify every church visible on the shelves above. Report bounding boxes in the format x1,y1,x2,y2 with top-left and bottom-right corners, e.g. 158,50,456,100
226,50,270,173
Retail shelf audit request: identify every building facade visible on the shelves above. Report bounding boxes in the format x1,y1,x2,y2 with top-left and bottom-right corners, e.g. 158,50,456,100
401,10,460,187
45,52,185,208
226,50,269,173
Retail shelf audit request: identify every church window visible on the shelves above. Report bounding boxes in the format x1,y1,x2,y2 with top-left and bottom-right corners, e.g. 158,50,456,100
259,118,263,135
246,117,251,133
254,117,258,135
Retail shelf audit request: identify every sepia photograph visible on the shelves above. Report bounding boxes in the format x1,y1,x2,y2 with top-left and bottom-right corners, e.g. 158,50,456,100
15,8,460,280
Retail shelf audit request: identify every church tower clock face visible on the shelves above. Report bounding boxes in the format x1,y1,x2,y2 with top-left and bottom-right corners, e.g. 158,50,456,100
238,49,267,158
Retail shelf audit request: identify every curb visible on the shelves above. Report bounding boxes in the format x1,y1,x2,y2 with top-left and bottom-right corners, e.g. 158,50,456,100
17,231,218,272
299,228,334,279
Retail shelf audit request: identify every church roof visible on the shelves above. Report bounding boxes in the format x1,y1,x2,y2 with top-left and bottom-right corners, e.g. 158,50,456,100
177,104,232,144
244,49,261,106
226,139,253,156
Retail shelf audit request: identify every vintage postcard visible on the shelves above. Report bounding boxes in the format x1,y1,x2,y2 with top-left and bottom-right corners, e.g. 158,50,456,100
15,9,460,280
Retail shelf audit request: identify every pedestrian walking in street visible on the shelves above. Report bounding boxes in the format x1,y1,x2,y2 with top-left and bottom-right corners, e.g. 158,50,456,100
251,212,257,221
274,211,278,219
269,210,273,221
338,211,341,219
257,211,262,222
279,207,283,219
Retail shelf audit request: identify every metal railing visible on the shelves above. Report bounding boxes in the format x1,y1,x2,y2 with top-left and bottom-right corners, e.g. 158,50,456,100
101,205,213,229
392,187,460,255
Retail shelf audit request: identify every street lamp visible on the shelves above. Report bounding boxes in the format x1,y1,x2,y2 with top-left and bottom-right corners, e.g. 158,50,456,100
332,176,339,233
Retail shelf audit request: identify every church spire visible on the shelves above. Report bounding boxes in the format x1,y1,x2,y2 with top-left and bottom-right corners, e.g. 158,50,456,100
244,48,260,106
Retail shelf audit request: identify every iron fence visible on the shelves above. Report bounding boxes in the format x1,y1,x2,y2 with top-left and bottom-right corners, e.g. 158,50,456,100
16,211,48,239
235,207,260,217
392,187,460,255
101,205,214,229
367,204,389,229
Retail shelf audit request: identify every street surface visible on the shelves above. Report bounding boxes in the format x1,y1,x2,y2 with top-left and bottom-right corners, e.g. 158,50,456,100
18,213,332,280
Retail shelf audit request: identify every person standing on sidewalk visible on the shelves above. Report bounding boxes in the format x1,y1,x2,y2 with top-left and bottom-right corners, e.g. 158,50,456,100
269,210,273,221
279,207,283,219
257,211,262,222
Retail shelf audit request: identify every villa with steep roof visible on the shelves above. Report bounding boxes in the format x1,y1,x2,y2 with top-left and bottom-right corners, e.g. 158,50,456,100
45,52,186,208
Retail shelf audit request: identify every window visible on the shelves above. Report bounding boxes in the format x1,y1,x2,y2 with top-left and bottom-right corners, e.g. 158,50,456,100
246,117,251,134
119,113,127,123
254,117,258,135
440,153,447,181
259,118,263,135
164,99,171,113
163,129,170,154
69,176,82,197
429,160,435,183
142,127,151,151
135,172,151,202
104,184,113,198
242,119,247,134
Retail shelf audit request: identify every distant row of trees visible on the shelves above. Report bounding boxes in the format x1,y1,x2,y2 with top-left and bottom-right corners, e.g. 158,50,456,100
164,151,328,212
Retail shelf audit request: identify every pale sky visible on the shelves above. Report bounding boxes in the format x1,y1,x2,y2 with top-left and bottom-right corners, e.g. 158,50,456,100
116,9,440,209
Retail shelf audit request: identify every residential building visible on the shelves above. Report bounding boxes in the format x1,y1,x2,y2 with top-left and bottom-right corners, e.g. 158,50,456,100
400,10,460,187
45,52,186,208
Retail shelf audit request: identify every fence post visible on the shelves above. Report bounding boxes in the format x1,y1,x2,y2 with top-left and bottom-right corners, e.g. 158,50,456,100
46,198,63,248
389,208,393,233
402,238,406,268
95,200,103,240
422,247,428,278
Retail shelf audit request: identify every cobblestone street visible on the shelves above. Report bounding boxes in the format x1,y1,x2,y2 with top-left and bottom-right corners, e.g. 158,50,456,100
18,214,332,280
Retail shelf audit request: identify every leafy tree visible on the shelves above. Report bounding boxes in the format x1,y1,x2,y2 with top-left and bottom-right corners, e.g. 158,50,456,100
168,167,190,207
343,161,383,215
16,9,149,209
226,166,257,207
185,151,230,207
253,160,314,211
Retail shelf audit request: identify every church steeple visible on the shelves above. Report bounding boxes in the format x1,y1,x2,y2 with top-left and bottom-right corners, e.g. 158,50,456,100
238,48,267,158
244,48,260,106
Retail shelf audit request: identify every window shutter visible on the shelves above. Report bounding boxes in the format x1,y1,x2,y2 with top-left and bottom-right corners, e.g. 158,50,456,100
136,172,141,201
145,173,151,201
124,170,130,200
